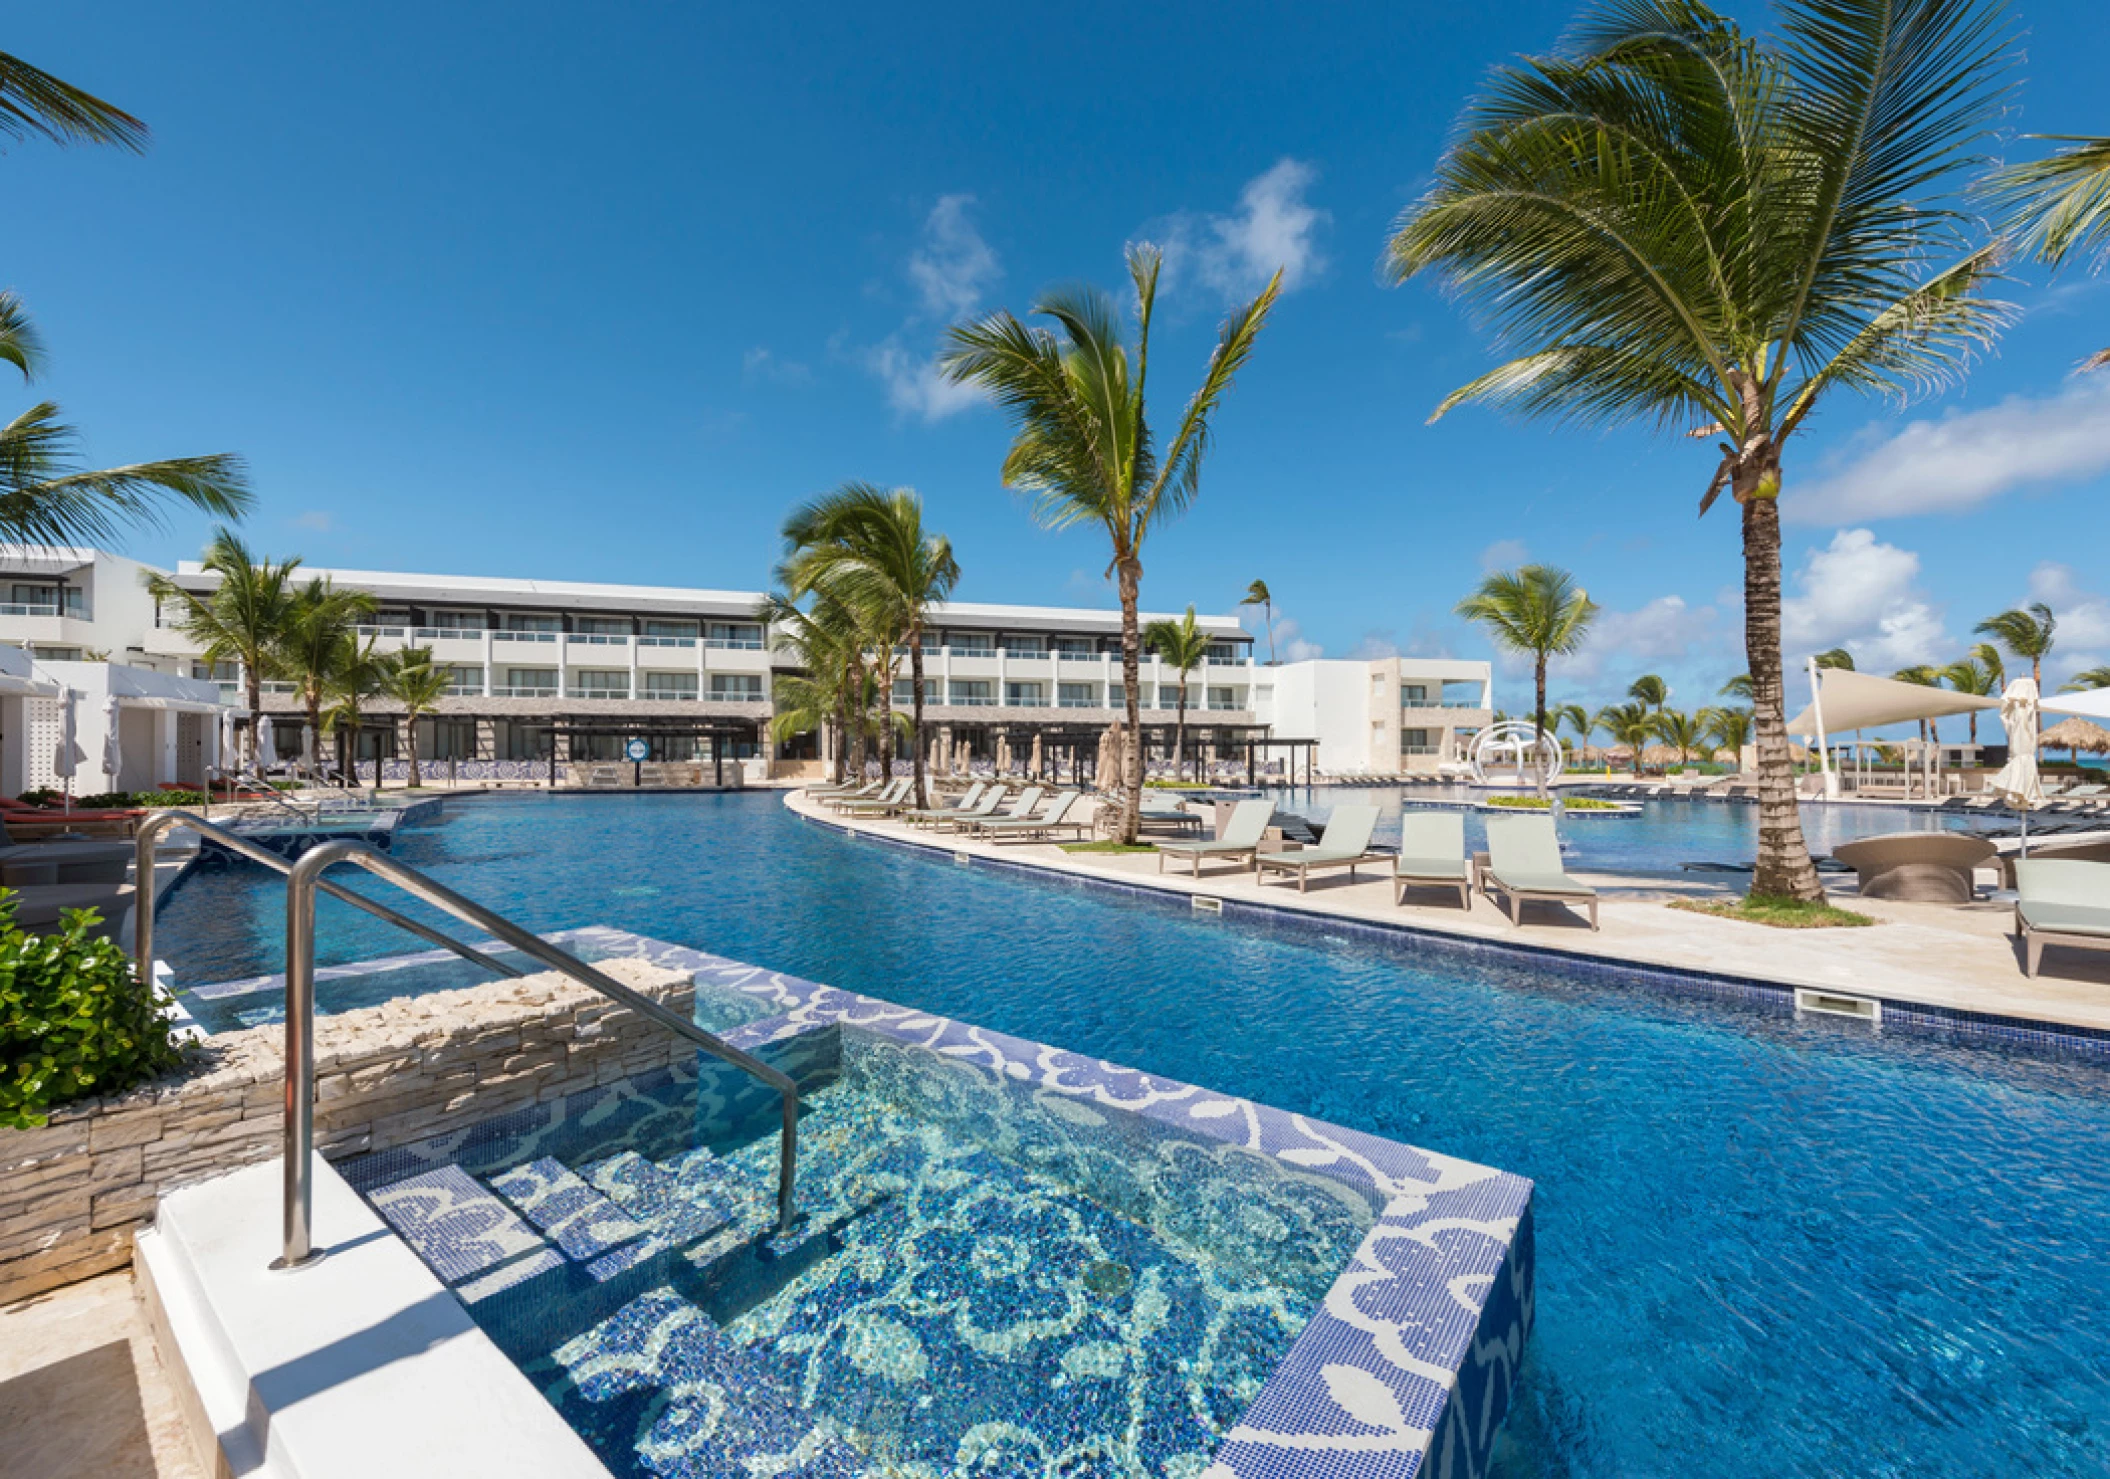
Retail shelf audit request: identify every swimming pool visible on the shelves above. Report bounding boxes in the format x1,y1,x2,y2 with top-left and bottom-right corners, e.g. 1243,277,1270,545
160,794,2110,1476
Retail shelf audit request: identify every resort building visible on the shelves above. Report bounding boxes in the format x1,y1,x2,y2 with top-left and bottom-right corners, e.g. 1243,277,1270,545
1253,656,1495,776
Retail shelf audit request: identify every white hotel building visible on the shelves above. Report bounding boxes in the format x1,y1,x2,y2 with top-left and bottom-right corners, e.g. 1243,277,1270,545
0,545,1492,785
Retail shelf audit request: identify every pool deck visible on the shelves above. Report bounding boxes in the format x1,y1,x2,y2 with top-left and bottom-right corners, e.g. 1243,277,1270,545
785,790,2110,1040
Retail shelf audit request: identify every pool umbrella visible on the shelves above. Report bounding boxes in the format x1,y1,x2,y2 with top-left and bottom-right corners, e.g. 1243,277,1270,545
301,722,317,775
1991,678,2044,856
219,709,238,777
1096,724,1116,787
101,694,123,789
256,714,275,772
2039,716,2110,763
997,735,1011,774
1029,732,1043,779
53,688,83,810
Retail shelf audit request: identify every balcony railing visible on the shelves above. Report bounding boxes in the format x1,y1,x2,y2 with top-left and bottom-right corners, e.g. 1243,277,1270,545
566,685,631,700
1058,650,1101,662
704,691,764,704
1401,744,1442,755
639,689,700,702
638,635,697,648
703,637,765,650
1058,696,1099,709
0,602,62,618
496,630,560,643
568,633,631,646
492,685,559,698
943,645,995,658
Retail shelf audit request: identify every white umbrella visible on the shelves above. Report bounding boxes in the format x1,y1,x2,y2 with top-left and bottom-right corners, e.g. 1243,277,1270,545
1992,677,2044,855
219,709,238,777
53,688,84,809
301,722,317,775
101,694,123,788
256,714,275,772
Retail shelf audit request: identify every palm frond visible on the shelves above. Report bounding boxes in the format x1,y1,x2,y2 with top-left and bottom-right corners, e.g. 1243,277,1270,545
0,403,252,545
0,50,147,152
1147,271,1282,530
1991,134,2110,271
0,292,44,379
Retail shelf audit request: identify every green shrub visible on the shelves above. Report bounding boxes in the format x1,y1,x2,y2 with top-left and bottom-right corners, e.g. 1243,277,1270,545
0,892,182,1129
16,788,62,807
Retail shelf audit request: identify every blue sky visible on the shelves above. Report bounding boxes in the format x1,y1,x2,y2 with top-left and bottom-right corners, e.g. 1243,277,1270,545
10,0,2110,711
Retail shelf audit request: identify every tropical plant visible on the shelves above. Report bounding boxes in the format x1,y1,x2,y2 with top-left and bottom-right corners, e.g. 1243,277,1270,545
1595,701,1657,776
0,890,180,1129
322,636,388,785
2062,665,2110,694
1943,648,2002,743
2,294,251,548
1455,564,1597,792
1550,701,1593,754
1627,674,1669,717
1976,603,2056,689
759,587,874,784
778,484,959,807
1993,135,2110,369
1653,708,1706,767
1702,705,1755,761
144,530,297,771
1719,673,1754,701
942,244,1281,841
1242,579,1276,665
379,648,453,788
1891,664,1945,744
1814,648,1857,672
1144,607,1213,781
0,47,147,151
1387,0,2014,901
275,577,377,764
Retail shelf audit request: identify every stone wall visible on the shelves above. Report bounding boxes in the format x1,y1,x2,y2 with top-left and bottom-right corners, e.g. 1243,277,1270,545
0,959,694,1304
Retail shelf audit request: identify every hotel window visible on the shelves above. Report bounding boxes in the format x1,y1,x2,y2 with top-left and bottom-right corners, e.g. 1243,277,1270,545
1442,681,1482,707
706,622,764,649
1402,728,1438,755
414,717,481,761
62,587,85,616
1058,683,1097,708
948,679,992,706
1208,686,1236,711
1402,684,1435,708
1205,642,1238,662
9,584,53,611
192,660,239,682
503,667,557,694
30,645,81,661
1004,681,1045,708
709,673,764,700
575,616,630,637
497,721,552,760
1158,686,1198,709
570,670,630,699
429,610,486,631
504,614,562,632
1055,638,1097,660
947,632,994,655
641,672,699,699
998,634,1046,656
372,608,415,627
1108,683,1126,707
642,620,699,643
442,665,484,694
892,678,917,706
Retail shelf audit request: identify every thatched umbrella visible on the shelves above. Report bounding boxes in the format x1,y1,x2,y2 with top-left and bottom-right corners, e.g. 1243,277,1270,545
996,735,1012,774
2041,716,2110,761
1028,732,1043,779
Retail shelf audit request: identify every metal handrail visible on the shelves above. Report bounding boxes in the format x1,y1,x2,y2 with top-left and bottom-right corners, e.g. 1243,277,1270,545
205,766,320,823
134,809,524,982
275,840,798,1269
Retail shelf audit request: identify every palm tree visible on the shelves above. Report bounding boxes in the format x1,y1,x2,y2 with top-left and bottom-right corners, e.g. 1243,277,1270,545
1891,665,1944,745
1943,648,2002,744
1994,136,2110,369
1653,708,1707,768
1976,604,2056,689
1596,702,1656,776
760,590,870,784
380,649,453,788
1144,607,1212,781
2062,666,2110,694
779,484,959,808
1719,674,1754,701
1455,564,1598,792
1388,0,2013,902
1550,701,1593,754
1702,706,1755,765
144,530,298,771
1242,579,1276,664
1628,675,1670,723
1814,648,1857,672
322,638,388,787
0,48,148,151
275,578,378,760
942,245,1281,842
2,293,251,546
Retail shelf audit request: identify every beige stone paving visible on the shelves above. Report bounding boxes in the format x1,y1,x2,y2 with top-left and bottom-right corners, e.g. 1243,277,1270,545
0,1271,204,1479
792,792,2110,1034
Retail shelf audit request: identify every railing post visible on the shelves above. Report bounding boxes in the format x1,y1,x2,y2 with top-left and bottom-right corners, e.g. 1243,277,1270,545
275,839,359,1270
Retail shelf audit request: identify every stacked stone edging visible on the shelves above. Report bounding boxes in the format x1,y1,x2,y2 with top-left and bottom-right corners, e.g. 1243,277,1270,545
0,959,694,1304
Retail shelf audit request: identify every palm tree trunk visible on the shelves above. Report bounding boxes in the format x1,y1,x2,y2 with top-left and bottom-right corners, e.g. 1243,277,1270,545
1742,489,1823,901
879,654,896,780
1533,653,1549,798
406,716,422,788
909,630,928,809
1117,556,1143,843
1174,683,1189,782
244,671,261,774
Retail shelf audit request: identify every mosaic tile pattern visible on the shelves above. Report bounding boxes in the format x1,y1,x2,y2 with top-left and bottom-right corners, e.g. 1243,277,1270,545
490,1157,651,1261
367,1164,551,1284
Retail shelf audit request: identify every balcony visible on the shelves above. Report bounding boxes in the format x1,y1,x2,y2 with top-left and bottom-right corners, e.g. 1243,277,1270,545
567,633,632,647
638,635,697,649
703,637,765,651
566,685,631,700
1057,696,1099,709
639,689,700,702
495,630,560,644
0,602,62,618
1057,650,1101,663
492,685,559,698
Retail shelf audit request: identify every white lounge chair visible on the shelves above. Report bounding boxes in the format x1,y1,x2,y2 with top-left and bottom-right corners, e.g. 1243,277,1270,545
1483,813,1598,929
1254,804,1386,892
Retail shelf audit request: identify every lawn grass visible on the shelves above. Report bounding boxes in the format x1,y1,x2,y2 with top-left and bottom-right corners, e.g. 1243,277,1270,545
1669,893,1876,929
1061,840,1158,855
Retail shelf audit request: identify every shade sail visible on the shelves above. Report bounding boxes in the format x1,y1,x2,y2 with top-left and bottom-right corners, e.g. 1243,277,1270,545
2044,685,2110,722
1787,667,1997,737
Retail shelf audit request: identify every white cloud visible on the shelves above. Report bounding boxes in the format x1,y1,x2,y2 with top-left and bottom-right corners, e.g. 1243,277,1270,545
1478,538,1529,572
293,510,335,533
1345,630,1401,660
1780,528,1948,669
1274,616,1323,662
1156,159,1329,302
907,194,1001,321
2027,563,2110,685
1549,595,1714,684
862,340,986,422
742,346,812,386
1785,377,2110,524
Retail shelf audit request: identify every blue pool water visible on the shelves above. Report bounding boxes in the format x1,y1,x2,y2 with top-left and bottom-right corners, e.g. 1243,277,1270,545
160,794,2110,1476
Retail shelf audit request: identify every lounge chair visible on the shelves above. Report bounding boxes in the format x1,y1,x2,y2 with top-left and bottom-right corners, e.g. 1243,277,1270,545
960,786,1044,837
1392,811,1472,908
931,786,1008,832
976,791,1091,843
0,824,134,886
816,779,886,810
2015,858,2110,977
833,778,912,815
1154,799,1274,877
902,781,984,827
1254,804,1386,892
1832,831,1996,903
1135,795,1204,834
810,778,879,800
1482,813,1599,929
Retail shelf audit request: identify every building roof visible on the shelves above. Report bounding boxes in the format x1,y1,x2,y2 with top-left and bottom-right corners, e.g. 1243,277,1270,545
174,562,768,618
926,600,1249,638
